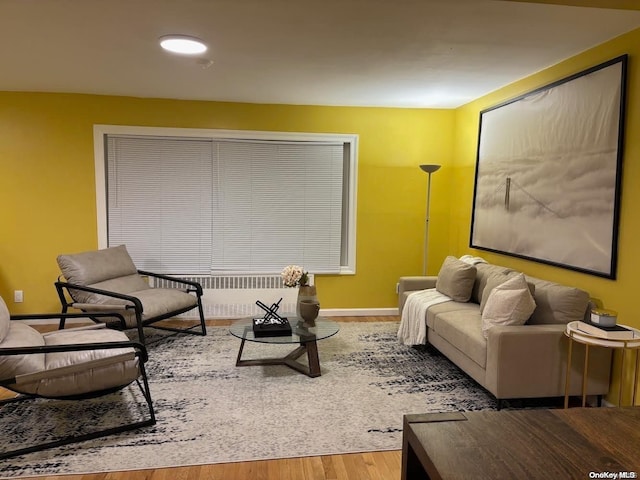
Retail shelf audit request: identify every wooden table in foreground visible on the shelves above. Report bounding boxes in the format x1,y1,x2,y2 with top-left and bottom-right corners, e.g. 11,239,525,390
402,407,640,480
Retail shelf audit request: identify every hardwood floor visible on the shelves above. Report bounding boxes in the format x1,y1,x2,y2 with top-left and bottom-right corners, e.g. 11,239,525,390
2,316,403,480
11,451,402,480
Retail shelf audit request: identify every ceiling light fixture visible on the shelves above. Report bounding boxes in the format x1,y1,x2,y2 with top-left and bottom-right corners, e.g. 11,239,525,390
159,35,207,55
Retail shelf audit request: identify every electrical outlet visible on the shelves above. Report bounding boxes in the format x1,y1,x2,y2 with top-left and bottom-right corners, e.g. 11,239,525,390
14,290,24,303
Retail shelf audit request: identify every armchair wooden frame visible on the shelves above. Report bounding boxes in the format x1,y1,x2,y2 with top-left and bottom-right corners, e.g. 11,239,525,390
0,312,156,460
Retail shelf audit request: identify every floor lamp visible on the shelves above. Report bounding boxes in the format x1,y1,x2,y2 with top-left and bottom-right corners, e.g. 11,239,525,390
420,164,441,275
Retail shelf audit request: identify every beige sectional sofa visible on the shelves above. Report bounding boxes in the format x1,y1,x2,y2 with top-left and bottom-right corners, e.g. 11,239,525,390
398,256,612,405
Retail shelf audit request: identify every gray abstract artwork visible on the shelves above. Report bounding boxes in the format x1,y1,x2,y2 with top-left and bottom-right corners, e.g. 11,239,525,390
470,56,627,278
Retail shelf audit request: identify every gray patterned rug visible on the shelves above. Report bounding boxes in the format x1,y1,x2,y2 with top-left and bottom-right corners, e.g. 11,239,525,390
0,321,498,478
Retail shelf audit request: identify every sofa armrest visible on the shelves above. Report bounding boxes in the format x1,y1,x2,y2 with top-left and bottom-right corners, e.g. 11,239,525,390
398,276,438,313
399,276,437,293
485,324,611,399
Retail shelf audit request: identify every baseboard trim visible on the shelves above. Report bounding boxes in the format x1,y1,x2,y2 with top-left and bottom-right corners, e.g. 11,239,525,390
319,308,399,317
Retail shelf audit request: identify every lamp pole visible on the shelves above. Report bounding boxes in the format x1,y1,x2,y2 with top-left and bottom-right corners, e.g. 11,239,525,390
420,164,441,275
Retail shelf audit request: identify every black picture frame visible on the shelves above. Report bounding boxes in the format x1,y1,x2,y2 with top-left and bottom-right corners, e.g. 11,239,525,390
469,55,628,279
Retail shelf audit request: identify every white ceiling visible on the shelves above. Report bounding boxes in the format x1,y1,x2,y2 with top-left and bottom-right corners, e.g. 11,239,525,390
1,0,640,108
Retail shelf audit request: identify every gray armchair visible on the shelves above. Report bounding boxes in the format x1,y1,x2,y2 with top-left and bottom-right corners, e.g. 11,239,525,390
0,296,155,460
55,245,207,345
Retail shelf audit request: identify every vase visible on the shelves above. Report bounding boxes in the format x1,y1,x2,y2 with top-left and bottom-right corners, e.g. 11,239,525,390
296,285,317,319
299,299,320,326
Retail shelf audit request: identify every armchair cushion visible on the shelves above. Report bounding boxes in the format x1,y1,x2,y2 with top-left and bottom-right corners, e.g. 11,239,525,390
120,288,198,328
77,274,151,305
37,328,139,397
57,245,138,286
0,323,46,380
91,274,151,296
0,296,9,342
133,288,196,316
1,323,139,398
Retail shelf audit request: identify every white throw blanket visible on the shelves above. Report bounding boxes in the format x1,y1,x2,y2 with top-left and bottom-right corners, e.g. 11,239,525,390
459,254,487,266
397,288,452,345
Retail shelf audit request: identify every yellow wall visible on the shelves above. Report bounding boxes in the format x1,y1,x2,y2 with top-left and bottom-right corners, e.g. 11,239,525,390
0,95,454,313
451,27,640,405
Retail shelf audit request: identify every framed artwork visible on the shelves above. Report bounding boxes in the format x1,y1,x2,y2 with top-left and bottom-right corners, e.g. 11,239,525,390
470,55,628,279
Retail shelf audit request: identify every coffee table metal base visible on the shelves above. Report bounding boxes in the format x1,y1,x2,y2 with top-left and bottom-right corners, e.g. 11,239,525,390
235,338,321,378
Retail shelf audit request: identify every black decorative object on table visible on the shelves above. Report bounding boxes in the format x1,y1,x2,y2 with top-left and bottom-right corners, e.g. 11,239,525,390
253,298,292,337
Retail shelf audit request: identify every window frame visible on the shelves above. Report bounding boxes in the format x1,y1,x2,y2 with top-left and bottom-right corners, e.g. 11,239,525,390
93,124,358,275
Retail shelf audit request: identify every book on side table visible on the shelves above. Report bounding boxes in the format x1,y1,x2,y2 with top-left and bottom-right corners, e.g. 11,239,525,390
576,320,636,340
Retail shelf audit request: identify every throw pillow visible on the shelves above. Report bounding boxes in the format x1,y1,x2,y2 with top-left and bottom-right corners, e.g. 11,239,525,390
481,273,536,339
479,273,535,314
479,273,510,314
435,256,477,302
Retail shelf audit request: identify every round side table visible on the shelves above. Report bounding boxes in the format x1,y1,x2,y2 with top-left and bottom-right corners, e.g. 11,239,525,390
564,321,640,408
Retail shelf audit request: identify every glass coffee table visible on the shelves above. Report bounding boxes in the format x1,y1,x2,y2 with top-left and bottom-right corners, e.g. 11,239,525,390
229,316,339,378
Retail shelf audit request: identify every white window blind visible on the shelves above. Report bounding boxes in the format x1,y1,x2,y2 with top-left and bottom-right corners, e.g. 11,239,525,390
107,136,213,274
212,140,343,273
105,134,345,275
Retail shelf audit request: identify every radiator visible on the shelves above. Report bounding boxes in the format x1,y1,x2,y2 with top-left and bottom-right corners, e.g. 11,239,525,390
150,274,313,319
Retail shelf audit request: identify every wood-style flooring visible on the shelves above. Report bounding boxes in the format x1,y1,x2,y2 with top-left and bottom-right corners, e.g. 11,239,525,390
2,316,403,480
10,451,402,480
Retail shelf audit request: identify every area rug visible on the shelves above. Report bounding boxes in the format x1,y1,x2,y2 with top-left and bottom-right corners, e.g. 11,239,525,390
0,321,498,478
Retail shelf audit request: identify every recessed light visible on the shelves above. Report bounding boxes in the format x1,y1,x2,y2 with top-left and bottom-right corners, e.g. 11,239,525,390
159,35,207,55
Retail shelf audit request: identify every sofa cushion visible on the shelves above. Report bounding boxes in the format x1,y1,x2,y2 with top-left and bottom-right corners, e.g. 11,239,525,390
470,263,513,305
431,311,487,368
435,256,477,302
525,276,590,325
426,301,480,330
481,274,536,338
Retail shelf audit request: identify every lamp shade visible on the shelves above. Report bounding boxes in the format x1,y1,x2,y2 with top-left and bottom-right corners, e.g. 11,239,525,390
420,164,441,174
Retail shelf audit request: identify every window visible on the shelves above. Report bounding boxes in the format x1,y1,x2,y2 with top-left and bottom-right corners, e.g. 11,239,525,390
106,136,213,274
95,125,357,275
